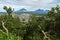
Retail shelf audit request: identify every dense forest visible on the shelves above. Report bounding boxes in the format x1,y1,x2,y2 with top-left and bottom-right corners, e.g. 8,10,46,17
0,5,60,40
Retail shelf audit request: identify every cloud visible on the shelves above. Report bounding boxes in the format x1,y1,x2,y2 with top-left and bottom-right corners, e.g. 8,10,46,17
0,0,60,12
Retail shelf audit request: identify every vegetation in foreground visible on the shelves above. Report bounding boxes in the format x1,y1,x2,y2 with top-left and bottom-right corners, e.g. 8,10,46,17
0,5,60,40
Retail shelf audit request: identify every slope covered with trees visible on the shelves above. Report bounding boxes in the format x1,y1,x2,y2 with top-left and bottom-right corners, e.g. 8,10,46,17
0,5,60,40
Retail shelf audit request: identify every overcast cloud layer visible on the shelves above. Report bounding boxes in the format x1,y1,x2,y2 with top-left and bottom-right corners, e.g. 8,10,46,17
0,0,60,12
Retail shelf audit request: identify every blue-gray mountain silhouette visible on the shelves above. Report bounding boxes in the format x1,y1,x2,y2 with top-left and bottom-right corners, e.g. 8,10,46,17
16,8,27,12
15,8,49,14
35,9,48,14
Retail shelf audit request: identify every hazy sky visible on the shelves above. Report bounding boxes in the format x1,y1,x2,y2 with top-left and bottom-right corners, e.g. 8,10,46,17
0,0,60,12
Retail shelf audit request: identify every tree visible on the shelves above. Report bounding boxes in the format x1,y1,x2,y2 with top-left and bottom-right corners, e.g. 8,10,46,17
3,6,13,16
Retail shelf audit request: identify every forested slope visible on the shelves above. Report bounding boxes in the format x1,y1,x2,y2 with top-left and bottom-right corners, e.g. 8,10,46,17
0,5,60,40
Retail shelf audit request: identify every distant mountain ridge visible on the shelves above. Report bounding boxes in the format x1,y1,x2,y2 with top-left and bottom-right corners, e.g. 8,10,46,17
0,8,49,14
15,8,48,14
16,8,27,12
35,9,48,13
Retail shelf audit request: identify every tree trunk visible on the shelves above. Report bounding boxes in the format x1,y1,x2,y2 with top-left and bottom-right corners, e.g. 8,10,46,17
38,25,51,40
2,21,10,40
41,30,51,40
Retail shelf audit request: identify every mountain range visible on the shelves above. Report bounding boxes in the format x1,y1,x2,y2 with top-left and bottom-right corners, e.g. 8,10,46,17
0,8,49,14
14,8,49,14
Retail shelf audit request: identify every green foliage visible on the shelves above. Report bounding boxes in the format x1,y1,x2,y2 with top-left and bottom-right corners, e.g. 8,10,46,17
3,6,13,16
0,5,60,40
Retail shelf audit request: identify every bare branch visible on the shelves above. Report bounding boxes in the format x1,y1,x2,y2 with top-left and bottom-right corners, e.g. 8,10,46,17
0,29,7,35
